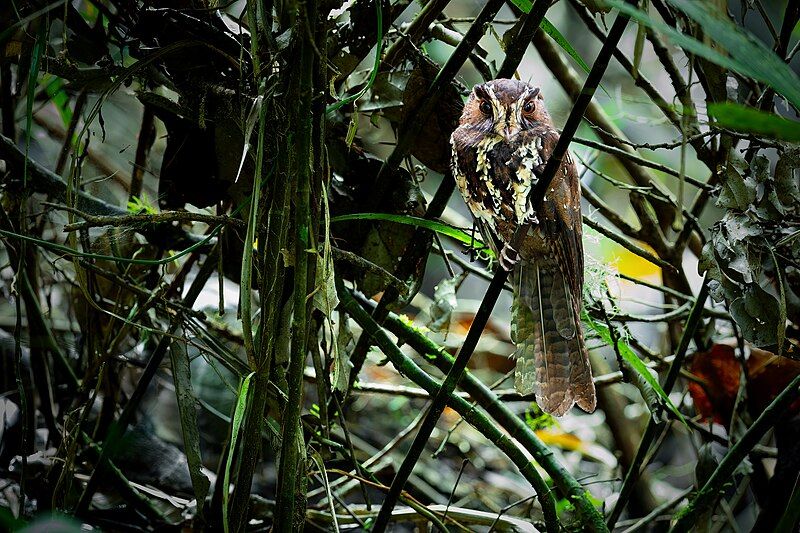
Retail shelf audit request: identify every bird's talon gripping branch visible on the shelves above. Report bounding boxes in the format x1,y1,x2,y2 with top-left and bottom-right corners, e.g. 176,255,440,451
499,244,519,271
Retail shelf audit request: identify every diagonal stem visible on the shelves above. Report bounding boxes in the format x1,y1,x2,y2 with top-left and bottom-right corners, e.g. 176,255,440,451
338,283,560,532
606,278,709,528
371,5,636,531
670,371,800,532
76,249,219,514
496,0,554,79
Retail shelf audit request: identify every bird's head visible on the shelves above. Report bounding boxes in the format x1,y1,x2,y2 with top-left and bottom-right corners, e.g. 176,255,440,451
459,79,549,141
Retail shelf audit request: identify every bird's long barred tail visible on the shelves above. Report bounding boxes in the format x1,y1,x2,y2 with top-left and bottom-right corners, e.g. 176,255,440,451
511,259,596,416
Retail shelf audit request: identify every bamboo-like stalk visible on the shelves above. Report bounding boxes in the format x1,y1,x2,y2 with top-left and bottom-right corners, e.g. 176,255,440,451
274,0,318,528
338,283,560,532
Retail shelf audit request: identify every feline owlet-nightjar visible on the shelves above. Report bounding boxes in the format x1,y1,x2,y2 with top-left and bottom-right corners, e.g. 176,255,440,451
450,79,596,416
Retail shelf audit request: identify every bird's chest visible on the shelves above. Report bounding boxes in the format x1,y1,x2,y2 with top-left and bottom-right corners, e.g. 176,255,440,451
454,134,554,229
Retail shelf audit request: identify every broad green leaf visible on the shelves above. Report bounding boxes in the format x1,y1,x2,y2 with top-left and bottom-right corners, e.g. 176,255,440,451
708,103,800,142
223,372,255,533
127,193,158,215
331,213,494,257
583,311,687,425
41,74,73,128
605,0,800,109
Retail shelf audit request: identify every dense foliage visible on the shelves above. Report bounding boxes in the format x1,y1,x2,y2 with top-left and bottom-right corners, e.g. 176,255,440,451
0,0,799,531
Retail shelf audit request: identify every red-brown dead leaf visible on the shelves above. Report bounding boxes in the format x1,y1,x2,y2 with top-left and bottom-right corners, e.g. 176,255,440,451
688,342,800,427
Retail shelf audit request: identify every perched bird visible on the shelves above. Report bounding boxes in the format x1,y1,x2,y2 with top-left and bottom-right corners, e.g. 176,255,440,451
450,79,596,416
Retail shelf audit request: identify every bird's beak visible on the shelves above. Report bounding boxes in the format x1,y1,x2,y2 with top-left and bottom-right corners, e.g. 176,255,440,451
503,123,520,141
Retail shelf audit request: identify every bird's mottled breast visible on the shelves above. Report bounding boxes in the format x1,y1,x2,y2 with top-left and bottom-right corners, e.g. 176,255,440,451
451,125,560,224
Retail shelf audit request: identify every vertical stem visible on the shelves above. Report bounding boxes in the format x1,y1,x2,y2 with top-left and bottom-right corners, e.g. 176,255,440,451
240,0,267,367
226,2,276,529
275,1,317,528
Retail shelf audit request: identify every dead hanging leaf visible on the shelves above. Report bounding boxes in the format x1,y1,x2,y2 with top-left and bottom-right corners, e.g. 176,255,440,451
700,149,799,352
313,253,339,317
332,312,355,393
328,146,431,306
428,272,467,334
688,343,800,427
402,59,464,174
688,344,742,426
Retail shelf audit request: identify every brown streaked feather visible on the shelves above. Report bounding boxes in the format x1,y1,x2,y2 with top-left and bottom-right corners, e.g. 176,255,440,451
450,78,595,416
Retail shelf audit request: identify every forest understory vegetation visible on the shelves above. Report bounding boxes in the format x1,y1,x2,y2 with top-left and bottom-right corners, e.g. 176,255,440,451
0,0,799,531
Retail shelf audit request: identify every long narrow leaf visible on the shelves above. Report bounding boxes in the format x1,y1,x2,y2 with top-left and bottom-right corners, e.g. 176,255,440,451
169,333,210,519
509,0,533,12
583,311,687,425
222,372,255,533
708,103,800,142
606,0,800,109
326,0,384,113
540,18,591,74
508,0,592,75
331,212,493,256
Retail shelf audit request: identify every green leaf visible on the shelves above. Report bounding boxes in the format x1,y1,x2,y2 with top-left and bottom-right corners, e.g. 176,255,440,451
506,3,592,76
540,18,591,75
605,0,800,109
330,212,494,257
169,332,210,519
509,0,534,12
39,74,72,128
708,103,800,142
583,311,687,425
223,372,255,533
127,193,158,215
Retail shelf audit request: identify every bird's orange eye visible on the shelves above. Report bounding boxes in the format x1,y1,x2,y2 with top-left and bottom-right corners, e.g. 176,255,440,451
479,100,492,115
523,101,535,114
